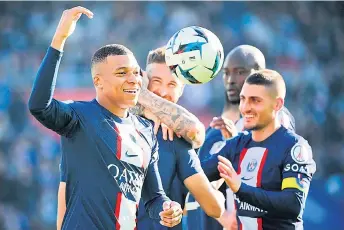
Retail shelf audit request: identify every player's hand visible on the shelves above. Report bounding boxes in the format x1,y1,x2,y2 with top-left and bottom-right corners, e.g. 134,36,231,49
159,201,183,227
210,117,238,139
217,155,241,193
51,6,93,50
143,108,174,141
217,210,238,230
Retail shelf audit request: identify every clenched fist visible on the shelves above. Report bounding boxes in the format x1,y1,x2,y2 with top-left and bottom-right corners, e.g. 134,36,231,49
51,6,93,51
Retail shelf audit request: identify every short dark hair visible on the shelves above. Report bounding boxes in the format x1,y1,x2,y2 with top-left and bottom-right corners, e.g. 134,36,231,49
91,44,133,67
146,46,166,66
245,69,286,98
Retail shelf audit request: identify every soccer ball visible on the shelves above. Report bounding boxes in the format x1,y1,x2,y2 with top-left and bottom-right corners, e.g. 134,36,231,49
165,26,224,84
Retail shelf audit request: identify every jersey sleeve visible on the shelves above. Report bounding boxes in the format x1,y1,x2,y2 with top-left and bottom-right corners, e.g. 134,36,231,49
141,137,170,220
235,139,316,219
198,128,223,161
28,47,79,137
174,137,203,182
281,139,316,194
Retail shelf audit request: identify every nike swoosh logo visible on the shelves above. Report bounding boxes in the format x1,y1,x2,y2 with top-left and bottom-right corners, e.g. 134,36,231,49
241,176,254,181
125,151,139,158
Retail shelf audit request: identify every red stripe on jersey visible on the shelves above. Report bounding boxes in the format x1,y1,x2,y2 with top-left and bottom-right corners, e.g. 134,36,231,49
115,193,122,230
256,149,268,187
134,204,139,230
257,217,263,230
237,148,248,174
239,222,243,230
114,126,122,159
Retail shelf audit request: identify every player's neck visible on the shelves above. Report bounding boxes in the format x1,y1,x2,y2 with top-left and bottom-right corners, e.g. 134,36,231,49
96,97,128,118
251,119,281,142
222,103,240,122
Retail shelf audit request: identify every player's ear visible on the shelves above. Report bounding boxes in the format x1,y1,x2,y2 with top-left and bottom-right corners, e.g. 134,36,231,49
275,97,284,111
93,75,103,90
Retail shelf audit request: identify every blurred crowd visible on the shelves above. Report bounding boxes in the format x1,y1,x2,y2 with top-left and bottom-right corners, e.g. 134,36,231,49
0,2,343,229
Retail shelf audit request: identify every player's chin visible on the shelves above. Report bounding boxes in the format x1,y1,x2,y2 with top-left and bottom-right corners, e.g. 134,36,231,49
243,122,258,131
123,98,138,108
227,94,240,104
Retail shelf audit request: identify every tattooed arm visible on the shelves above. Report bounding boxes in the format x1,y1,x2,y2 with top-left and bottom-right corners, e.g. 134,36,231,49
138,88,205,149
129,103,145,116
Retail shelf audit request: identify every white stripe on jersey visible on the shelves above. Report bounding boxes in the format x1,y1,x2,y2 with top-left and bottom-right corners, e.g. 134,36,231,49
114,117,152,169
240,216,259,230
238,147,266,187
116,193,137,230
114,116,153,229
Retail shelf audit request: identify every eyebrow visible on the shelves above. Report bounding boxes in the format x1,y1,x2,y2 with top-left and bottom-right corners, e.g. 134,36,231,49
151,76,162,80
151,76,178,84
113,67,139,72
240,95,262,98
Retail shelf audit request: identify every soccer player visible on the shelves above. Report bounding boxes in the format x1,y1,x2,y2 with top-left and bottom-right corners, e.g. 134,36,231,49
28,7,183,230
134,47,225,230
202,69,316,230
185,45,296,230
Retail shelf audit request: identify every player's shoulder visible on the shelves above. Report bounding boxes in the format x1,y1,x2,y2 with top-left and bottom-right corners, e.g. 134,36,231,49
280,127,314,163
205,126,222,138
280,127,310,148
62,99,99,111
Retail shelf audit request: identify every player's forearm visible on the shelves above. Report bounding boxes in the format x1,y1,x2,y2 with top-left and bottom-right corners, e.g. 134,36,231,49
236,183,302,218
145,195,170,220
51,36,67,52
139,89,205,148
28,47,62,112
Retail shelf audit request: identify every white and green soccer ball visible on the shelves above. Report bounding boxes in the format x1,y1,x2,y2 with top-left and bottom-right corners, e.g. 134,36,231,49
165,26,224,84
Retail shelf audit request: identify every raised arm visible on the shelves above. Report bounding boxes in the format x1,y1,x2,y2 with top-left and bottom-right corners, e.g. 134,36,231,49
28,7,93,137
138,88,205,148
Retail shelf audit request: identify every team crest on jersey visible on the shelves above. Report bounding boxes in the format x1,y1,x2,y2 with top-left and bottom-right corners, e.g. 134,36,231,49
246,159,258,172
291,144,308,164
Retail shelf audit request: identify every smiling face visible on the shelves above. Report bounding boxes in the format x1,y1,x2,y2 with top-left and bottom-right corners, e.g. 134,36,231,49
147,63,184,103
239,70,285,131
239,84,276,131
93,54,142,109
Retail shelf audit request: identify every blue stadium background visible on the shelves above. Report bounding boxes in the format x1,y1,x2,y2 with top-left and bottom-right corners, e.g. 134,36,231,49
0,1,344,229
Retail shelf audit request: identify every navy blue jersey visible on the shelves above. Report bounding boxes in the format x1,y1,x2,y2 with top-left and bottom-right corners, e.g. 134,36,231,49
137,127,202,230
201,126,316,230
29,47,169,230
186,107,296,230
